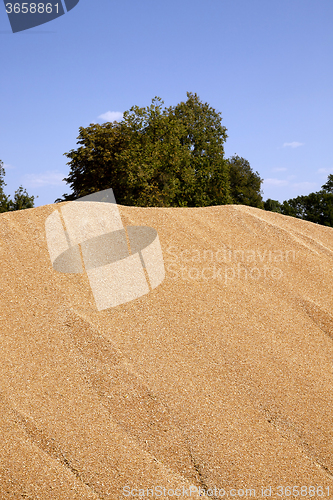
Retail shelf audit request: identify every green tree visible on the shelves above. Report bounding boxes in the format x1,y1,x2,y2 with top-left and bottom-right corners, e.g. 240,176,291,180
280,199,300,217
0,160,36,213
57,92,231,207
227,155,264,208
55,120,131,203
279,173,333,227
170,92,231,206
0,160,10,212
264,198,282,213
8,186,35,211
113,96,196,206
322,173,333,193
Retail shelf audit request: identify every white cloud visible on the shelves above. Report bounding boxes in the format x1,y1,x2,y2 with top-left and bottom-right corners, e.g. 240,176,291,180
3,163,15,170
263,178,288,186
292,181,317,190
318,168,331,174
98,111,123,122
264,177,319,194
271,167,287,172
283,142,304,148
22,171,65,188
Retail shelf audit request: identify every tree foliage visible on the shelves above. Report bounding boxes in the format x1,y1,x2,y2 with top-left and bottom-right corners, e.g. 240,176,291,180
57,92,232,207
0,161,10,213
0,160,36,213
264,174,333,227
322,173,333,194
227,155,264,208
263,198,282,213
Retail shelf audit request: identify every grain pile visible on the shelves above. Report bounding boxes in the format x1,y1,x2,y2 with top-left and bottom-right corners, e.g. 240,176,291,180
0,202,333,499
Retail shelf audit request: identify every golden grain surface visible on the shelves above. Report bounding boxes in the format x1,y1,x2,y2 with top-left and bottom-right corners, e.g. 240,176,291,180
0,203,333,499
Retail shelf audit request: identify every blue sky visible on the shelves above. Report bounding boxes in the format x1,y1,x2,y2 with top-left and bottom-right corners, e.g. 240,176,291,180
1,0,332,207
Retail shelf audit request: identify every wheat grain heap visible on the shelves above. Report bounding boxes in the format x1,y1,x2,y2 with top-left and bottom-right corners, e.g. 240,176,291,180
0,203,333,499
